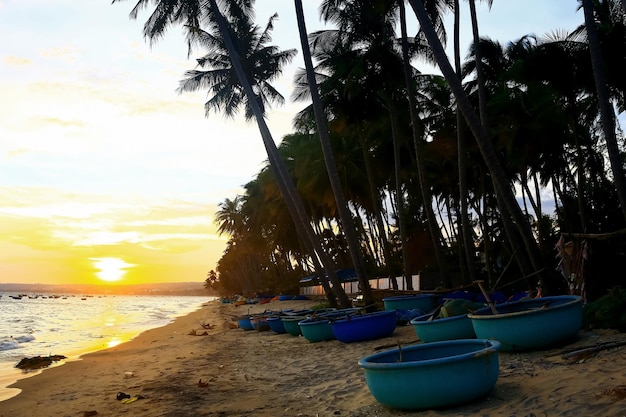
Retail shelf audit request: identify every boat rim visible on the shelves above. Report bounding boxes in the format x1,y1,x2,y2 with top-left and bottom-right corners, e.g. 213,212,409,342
410,312,470,324
358,339,500,369
382,293,436,302
467,295,583,320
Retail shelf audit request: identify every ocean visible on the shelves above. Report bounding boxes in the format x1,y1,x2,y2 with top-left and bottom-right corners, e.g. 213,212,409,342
0,292,215,401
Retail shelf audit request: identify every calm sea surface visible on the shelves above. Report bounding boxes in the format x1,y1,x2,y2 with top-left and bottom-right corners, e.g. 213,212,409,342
0,292,215,401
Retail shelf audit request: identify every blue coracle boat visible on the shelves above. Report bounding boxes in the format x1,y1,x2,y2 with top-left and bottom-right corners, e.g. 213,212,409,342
331,310,397,343
298,308,361,343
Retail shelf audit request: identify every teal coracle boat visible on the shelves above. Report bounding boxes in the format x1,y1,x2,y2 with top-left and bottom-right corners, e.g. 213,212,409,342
468,295,583,351
410,313,476,342
298,308,361,343
298,316,335,342
410,299,485,342
282,315,307,336
358,339,500,410
382,294,438,312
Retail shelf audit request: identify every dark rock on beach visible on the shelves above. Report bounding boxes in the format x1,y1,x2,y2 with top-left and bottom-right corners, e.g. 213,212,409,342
15,355,67,370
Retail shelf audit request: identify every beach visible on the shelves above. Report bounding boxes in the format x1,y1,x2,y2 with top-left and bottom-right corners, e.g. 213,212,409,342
1,298,625,417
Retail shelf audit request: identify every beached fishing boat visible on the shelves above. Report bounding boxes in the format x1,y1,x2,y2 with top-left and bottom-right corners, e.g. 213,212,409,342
468,295,584,351
382,294,438,324
410,299,485,342
282,315,308,336
236,316,255,330
358,339,500,410
331,310,397,343
410,313,476,342
298,308,361,343
266,309,314,334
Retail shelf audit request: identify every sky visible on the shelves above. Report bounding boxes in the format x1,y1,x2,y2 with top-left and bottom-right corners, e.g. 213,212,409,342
0,1,586,287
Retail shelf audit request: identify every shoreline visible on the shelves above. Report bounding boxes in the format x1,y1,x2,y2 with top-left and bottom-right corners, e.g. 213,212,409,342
0,295,213,403
1,299,625,416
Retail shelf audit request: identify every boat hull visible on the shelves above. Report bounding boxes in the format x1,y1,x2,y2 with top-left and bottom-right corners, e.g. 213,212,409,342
358,339,500,410
237,316,255,331
282,316,307,336
382,294,437,312
331,310,397,343
298,317,335,342
267,316,287,334
468,295,583,351
299,308,361,343
410,313,476,343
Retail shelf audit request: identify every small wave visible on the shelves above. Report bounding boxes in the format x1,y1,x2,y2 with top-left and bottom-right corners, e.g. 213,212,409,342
0,340,19,351
0,334,35,351
14,335,35,343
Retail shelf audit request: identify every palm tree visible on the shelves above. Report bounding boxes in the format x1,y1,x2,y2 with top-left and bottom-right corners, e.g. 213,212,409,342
114,0,352,307
407,0,547,291
292,0,375,307
451,0,477,283
580,0,626,222
400,0,454,288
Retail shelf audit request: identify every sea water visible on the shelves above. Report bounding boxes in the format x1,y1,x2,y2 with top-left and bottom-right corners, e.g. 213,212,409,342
0,293,215,401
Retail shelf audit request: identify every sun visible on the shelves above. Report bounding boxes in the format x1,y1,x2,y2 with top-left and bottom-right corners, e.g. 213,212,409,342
91,257,133,282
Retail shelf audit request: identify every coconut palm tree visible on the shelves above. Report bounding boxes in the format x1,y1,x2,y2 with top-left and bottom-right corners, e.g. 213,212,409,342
114,0,352,307
407,0,547,291
292,0,375,306
580,0,626,222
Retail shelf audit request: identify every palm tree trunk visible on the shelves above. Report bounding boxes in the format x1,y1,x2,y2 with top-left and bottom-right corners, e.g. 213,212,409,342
386,96,413,289
360,137,399,289
209,0,352,307
453,0,476,283
398,0,451,288
292,0,375,307
581,0,626,222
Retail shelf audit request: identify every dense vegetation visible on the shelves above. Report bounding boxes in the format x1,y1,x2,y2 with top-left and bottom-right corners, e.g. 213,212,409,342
117,1,626,307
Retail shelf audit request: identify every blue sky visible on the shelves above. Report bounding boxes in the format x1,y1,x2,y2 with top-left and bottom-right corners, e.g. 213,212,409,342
0,1,587,284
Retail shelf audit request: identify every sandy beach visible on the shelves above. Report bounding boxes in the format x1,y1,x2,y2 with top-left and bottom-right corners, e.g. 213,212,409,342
1,298,625,417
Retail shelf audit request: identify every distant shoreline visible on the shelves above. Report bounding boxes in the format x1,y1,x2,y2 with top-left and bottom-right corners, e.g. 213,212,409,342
0,282,215,297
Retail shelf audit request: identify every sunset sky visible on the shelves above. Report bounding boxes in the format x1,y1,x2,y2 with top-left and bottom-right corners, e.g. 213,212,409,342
0,1,585,286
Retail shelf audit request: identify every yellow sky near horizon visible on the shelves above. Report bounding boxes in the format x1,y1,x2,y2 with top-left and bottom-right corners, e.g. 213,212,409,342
0,1,587,286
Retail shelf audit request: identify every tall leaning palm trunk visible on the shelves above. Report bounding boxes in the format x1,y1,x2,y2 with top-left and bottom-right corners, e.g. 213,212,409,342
292,0,375,307
207,0,352,307
407,0,546,291
452,0,476,284
398,0,452,288
465,0,534,282
581,0,626,222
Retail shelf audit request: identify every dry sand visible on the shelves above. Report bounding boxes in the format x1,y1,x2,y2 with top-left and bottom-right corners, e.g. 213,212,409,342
1,298,625,417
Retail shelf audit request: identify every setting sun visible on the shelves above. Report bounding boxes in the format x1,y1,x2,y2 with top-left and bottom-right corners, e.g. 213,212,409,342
92,257,134,282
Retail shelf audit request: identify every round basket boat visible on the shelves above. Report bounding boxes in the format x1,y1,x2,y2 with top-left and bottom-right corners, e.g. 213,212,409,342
382,294,438,312
267,316,286,334
358,339,500,410
331,310,397,343
298,316,335,342
410,313,476,343
281,316,307,336
236,316,254,331
468,295,583,351
299,308,361,343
